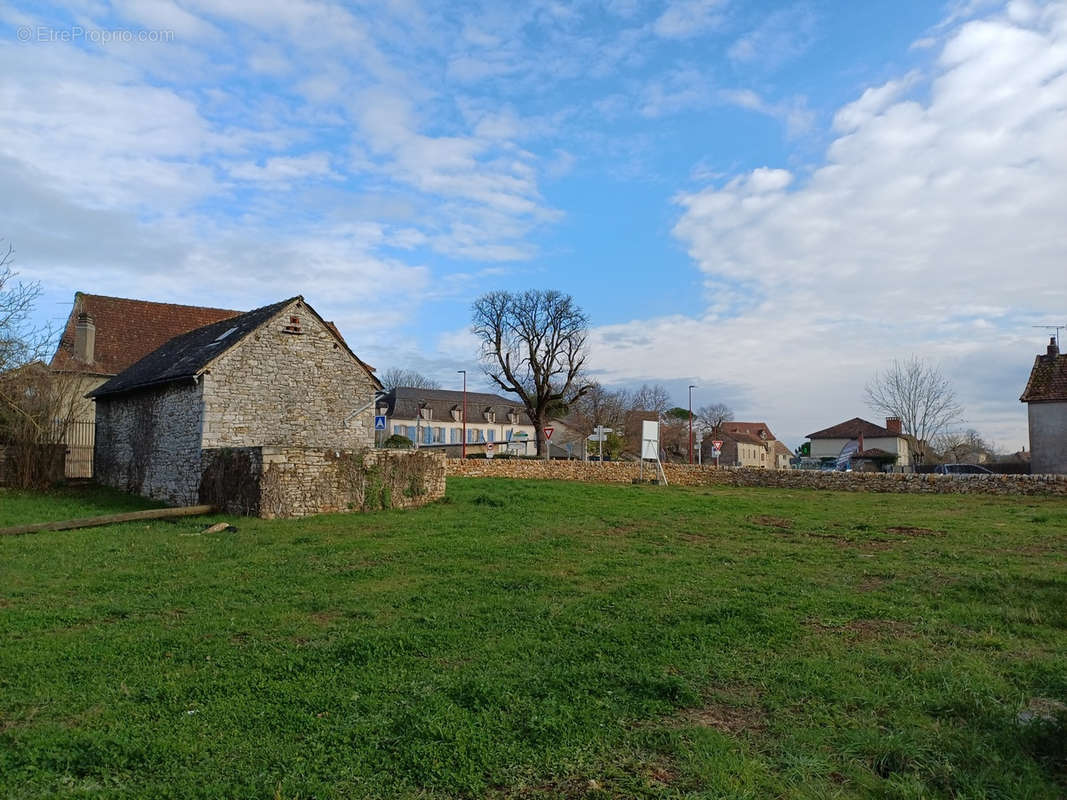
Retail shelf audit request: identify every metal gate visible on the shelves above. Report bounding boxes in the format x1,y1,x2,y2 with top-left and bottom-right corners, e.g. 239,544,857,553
64,420,94,478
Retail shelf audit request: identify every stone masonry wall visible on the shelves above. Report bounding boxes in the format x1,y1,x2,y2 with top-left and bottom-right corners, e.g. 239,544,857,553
446,458,1067,496
201,300,377,452
200,446,446,518
94,382,205,505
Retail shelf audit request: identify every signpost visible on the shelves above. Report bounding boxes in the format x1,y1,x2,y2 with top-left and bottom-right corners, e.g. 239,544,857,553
374,415,387,430
587,425,612,462
543,427,554,440
712,439,723,467
486,442,494,459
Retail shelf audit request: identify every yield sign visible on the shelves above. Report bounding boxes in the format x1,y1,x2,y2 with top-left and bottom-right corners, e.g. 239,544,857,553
543,427,554,440
712,440,723,449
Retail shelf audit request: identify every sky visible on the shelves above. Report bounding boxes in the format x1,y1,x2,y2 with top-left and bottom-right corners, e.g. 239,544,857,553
2,0,1065,451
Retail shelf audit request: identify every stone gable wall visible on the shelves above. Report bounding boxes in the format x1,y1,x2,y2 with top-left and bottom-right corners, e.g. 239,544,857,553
446,459,1067,496
200,446,446,518
94,382,204,505
201,300,376,452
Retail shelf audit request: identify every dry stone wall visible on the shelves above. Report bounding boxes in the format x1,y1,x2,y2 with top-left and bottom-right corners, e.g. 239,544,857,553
447,459,1067,496
200,446,446,518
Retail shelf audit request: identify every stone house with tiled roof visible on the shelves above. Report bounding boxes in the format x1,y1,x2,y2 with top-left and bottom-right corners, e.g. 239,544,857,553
1021,337,1067,474
90,297,381,505
716,421,793,469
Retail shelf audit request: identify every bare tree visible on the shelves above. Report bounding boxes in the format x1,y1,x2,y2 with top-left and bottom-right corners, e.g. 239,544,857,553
378,367,441,391
1,241,52,371
934,428,994,464
472,289,591,458
865,356,962,464
697,402,733,431
570,381,628,434
629,383,672,415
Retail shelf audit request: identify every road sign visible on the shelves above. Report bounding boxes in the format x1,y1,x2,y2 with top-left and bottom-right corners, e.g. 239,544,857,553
486,442,494,459
543,427,554,440
374,415,387,431
712,440,723,449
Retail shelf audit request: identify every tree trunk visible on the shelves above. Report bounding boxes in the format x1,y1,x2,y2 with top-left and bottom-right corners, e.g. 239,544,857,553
535,411,547,460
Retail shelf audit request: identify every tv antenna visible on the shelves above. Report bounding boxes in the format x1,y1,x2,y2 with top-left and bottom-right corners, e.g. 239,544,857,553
1033,324,1064,348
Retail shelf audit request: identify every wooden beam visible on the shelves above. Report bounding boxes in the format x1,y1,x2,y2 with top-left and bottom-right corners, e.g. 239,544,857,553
0,505,217,537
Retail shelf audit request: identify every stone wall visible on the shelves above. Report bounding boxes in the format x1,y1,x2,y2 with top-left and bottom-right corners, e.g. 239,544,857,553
201,299,377,452
446,458,1067,496
94,382,205,505
200,447,446,518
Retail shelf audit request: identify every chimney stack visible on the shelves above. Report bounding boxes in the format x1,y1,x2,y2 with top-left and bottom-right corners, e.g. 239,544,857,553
74,312,95,363
1048,336,1060,357
885,416,902,435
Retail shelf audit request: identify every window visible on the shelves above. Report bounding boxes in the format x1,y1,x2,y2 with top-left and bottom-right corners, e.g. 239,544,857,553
423,427,432,444
420,405,432,421
508,410,518,424
487,429,495,442
485,409,496,423
451,428,460,444
393,424,405,436
451,406,461,421
506,429,513,441
433,427,444,444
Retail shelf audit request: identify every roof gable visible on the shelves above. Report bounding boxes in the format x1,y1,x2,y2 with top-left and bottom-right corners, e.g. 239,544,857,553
383,387,533,424
89,298,296,398
1020,349,1067,403
806,417,896,440
50,293,240,376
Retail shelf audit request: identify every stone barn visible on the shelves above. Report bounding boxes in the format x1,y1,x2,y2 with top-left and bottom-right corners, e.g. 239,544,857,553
90,296,385,508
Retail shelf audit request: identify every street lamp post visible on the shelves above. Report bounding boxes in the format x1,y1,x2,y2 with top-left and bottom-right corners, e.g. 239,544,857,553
688,384,695,465
458,370,467,459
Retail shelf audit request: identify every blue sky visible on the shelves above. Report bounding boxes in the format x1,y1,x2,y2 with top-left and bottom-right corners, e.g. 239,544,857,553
2,0,1065,449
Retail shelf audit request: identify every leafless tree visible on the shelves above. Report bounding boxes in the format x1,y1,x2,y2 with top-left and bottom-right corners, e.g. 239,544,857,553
378,367,441,391
472,289,591,458
697,402,733,432
934,427,994,464
629,383,672,415
1,241,52,372
865,356,963,464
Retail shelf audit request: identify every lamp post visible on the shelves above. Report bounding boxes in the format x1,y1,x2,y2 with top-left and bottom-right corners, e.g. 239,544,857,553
688,384,695,465
458,370,467,459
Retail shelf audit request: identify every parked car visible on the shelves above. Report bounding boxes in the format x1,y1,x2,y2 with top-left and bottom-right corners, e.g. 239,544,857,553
934,463,994,475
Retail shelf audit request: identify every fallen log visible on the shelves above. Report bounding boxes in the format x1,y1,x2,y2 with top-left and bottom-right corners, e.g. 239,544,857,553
0,505,217,537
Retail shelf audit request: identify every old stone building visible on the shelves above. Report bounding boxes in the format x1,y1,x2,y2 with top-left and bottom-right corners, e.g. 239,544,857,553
1021,336,1067,474
49,293,241,476
91,297,382,505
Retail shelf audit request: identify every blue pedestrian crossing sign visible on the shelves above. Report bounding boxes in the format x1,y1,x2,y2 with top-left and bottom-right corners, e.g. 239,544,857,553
374,415,387,431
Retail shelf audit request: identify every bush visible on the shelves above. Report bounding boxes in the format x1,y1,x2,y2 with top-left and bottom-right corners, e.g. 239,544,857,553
383,434,413,449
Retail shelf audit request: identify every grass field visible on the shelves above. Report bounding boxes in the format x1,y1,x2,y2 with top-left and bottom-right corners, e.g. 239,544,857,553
1,479,1065,799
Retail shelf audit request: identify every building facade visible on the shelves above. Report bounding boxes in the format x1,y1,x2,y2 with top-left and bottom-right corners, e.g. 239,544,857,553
806,417,912,468
1021,337,1067,474
92,297,380,504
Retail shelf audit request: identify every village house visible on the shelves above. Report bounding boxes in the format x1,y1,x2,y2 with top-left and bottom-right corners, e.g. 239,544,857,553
49,293,241,476
1020,336,1067,474
716,421,793,469
90,297,381,505
805,416,911,470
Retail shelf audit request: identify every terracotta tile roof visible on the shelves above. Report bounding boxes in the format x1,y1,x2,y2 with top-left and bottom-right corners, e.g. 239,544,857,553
50,293,240,377
855,448,895,458
721,421,776,440
1020,340,1067,403
717,430,767,446
806,417,896,440
771,440,792,458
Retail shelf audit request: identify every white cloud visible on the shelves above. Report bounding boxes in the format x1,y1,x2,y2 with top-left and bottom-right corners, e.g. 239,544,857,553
591,2,1067,449
653,0,727,39
727,3,817,70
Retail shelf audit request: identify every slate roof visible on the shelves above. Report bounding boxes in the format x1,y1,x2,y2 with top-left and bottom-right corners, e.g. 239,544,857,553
89,299,296,398
806,417,896,440
1020,339,1067,403
50,293,241,376
381,386,534,425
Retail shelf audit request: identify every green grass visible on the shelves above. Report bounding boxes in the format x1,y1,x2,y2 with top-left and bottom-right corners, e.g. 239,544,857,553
1,478,1065,799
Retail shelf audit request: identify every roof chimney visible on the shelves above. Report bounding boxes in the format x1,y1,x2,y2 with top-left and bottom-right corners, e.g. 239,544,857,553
74,312,95,363
885,416,902,435
1048,336,1060,357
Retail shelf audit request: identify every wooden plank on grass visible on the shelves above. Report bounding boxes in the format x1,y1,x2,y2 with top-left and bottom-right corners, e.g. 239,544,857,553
0,505,217,537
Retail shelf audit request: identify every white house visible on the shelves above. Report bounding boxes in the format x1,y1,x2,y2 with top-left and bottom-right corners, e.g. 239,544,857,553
1020,337,1067,474
377,387,540,455
806,416,911,469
